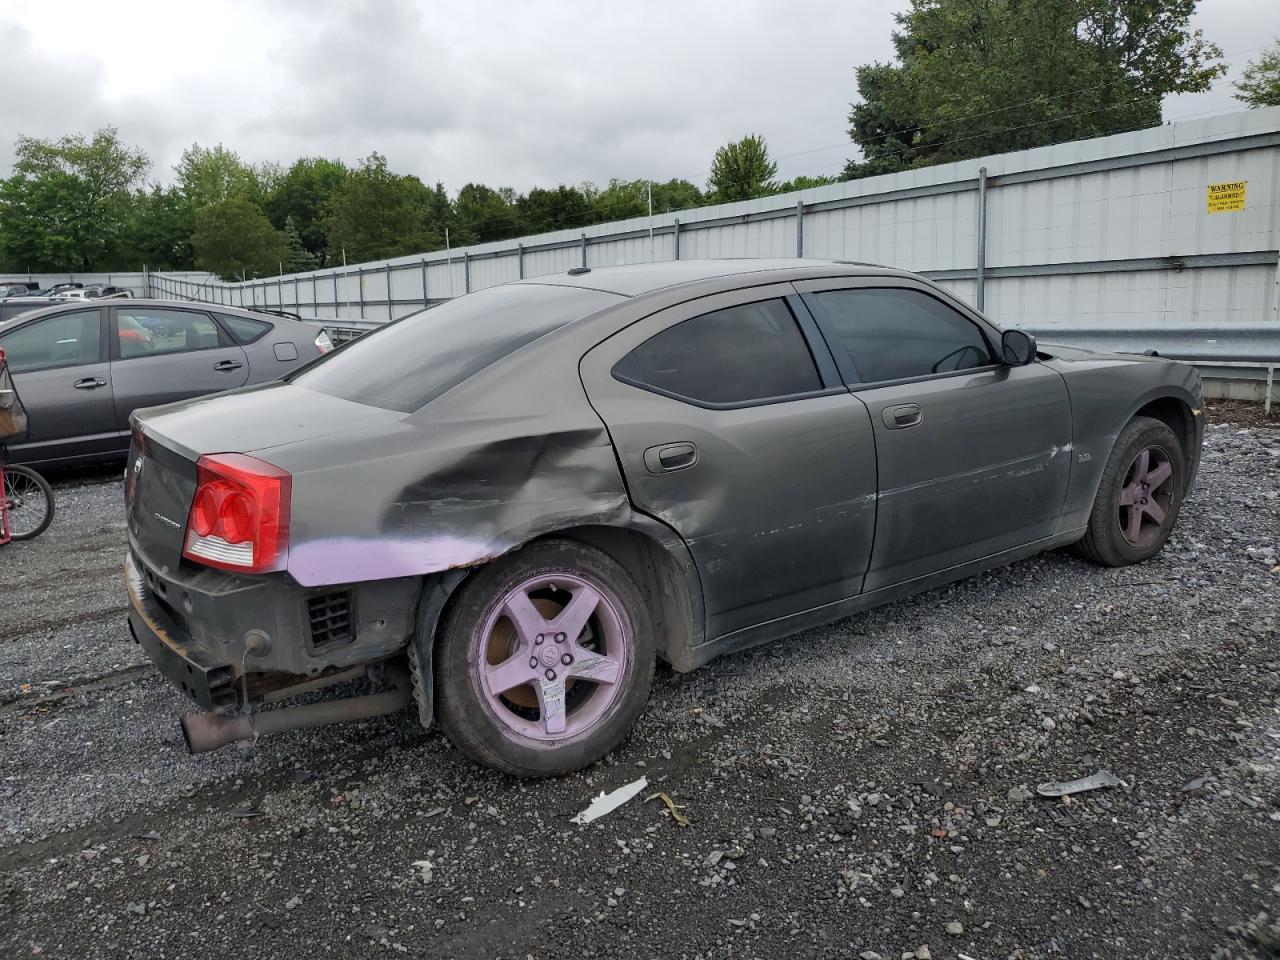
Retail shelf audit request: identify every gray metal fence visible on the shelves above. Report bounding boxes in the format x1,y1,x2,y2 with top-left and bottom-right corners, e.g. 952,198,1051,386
149,108,1280,403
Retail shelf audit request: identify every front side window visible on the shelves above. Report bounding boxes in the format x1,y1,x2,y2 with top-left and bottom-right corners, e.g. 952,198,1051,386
117,309,224,359
813,288,995,384
0,310,101,372
613,299,821,406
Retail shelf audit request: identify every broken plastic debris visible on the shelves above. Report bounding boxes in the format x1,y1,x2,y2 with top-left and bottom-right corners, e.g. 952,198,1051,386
571,776,649,825
1036,769,1123,797
645,791,690,827
411,860,434,883
227,806,265,818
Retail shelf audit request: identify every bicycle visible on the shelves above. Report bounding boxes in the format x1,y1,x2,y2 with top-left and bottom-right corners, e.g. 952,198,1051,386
0,347,54,544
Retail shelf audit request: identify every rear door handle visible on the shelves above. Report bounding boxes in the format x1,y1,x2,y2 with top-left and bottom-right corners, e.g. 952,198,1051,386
74,377,107,390
643,442,698,474
213,360,243,372
883,403,922,429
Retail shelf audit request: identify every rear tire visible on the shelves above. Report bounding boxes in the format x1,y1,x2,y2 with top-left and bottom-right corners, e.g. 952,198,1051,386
1075,416,1184,567
4,464,54,541
434,538,655,777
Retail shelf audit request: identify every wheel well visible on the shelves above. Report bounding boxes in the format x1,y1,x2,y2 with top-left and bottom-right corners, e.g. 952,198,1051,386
554,525,699,669
1134,396,1194,468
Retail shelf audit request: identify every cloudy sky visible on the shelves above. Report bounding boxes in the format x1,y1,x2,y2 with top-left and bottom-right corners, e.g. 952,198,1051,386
0,0,1271,192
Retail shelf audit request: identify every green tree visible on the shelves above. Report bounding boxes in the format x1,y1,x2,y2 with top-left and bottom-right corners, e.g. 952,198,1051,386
324,153,441,261
281,216,319,273
844,0,1224,179
455,183,523,243
120,186,196,270
264,157,349,262
517,185,593,234
708,135,778,202
175,143,268,208
650,178,703,213
191,197,287,280
776,174,839,192
0,127,148,271
1235,40,1280,107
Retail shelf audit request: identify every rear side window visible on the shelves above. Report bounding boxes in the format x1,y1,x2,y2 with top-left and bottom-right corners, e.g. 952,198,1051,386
0,309,101,372
217,314,272,344
116,308,225,359
292,283,623,412
613,299,821,406
812,288,994,384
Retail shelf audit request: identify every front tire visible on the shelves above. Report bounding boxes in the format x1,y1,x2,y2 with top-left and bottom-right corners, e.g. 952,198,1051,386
434,538,655,777
1076,416,1185,567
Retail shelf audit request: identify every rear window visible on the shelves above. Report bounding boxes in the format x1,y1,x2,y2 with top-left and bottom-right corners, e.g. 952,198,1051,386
291,283,622,411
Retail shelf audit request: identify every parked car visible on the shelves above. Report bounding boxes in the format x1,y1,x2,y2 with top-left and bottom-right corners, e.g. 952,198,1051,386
0,281,41,298
0,299,333,468
32,282,83,297
125,260,1203,777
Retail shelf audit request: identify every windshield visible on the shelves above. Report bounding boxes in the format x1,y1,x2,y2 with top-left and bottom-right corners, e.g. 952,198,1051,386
291,282,622,412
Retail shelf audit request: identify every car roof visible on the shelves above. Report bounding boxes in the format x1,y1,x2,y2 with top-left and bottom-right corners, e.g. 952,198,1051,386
0,297,299,329
513,258,910,297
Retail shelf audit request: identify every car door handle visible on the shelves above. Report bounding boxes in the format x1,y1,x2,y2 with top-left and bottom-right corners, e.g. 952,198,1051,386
883,403,922,429
643,442,698,474
73,377,107,390
213,360,243,372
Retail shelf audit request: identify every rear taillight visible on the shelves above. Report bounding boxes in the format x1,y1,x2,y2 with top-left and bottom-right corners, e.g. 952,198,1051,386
314,331,334,354
182,453,291,574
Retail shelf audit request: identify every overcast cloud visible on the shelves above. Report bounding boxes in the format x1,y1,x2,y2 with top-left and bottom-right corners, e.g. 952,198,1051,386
0,0,1271,192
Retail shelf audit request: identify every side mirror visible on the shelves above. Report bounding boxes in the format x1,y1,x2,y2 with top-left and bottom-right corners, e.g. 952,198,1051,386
1001,329,1037,366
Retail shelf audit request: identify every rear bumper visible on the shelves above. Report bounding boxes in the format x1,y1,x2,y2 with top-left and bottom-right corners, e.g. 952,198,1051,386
125,546,421,711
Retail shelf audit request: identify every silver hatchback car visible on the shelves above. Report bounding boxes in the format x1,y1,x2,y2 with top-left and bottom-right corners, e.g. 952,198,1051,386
0,300,332,467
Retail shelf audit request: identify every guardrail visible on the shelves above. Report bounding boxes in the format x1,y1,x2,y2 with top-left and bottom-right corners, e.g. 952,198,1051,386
1021,322,1278,414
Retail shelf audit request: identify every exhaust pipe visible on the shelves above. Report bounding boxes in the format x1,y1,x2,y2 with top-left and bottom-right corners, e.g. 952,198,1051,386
180,663,411,754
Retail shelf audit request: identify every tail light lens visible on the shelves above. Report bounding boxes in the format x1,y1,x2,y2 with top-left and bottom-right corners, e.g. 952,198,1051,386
314,331,334,354
182,453,291,573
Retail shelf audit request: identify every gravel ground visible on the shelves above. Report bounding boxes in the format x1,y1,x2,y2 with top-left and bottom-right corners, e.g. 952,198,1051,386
1,418,1277,959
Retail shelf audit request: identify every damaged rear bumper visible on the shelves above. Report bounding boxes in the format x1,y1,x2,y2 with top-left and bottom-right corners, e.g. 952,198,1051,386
125,543,421,705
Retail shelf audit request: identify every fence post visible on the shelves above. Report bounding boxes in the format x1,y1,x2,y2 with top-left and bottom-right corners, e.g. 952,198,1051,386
357,268,365,318
386,263,394,320
517,243,524,279
420,259,429,307
464,252,471,294
580,233,588,269
311,274,318,313
333,271,340,314
796,201,805,258
673,219,681,261
976,166,988,312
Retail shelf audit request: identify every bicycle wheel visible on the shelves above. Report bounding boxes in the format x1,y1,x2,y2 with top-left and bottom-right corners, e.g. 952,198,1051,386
4,464,54,541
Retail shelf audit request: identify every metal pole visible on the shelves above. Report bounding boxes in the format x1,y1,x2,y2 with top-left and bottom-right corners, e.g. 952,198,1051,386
464,252,471,294
333,271,340,314
386,263,394,320
796,200,804,258
357,267,365,318
674,219,681,261
420,259,429,307
278,264,284,310
976,166,989,312
1266,365,1275,418
580,233,587,269
312,275,318,312
517,243,524,279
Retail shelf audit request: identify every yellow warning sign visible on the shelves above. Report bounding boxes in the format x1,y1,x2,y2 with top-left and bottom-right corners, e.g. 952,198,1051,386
1207,181,1246,213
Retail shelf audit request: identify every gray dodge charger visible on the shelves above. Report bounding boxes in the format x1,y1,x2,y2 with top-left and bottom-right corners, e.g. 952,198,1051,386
125,260,1203,776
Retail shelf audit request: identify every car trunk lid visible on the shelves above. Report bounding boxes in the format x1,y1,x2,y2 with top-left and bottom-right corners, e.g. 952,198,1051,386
127,382,405,569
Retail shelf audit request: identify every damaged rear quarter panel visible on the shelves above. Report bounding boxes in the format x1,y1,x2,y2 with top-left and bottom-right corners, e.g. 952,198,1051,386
260,329,633,589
